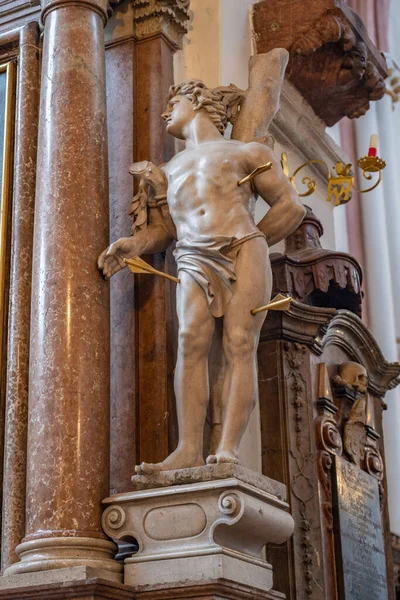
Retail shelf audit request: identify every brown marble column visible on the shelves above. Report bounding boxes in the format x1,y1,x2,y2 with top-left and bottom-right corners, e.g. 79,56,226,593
1,22,40,573
5,0,120,579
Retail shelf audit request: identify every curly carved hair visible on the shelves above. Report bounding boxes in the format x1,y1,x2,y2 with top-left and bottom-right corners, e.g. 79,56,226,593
166,79,228,134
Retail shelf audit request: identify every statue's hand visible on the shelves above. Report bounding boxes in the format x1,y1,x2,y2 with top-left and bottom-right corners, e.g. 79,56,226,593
97,236,138,280
129,161,167,196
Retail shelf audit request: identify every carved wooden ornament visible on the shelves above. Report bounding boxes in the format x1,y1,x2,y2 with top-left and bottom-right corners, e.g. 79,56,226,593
252,0,388,126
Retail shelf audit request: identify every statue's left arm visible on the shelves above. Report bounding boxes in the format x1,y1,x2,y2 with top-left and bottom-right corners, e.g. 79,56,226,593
244,142,306,246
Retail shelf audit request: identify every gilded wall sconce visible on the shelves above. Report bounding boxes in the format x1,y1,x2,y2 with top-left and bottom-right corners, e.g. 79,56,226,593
282,135,386,206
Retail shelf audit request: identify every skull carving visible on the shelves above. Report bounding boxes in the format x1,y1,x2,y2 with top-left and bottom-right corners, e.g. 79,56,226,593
333,361,368,394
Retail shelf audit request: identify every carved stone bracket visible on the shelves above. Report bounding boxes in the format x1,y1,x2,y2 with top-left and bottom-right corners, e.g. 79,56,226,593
288,9,386,125
251,0,388,126
317,412,342,458
133,0,190,48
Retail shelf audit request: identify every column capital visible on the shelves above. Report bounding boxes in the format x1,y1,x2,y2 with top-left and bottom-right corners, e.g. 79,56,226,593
41,0,109,26
133,0,190,49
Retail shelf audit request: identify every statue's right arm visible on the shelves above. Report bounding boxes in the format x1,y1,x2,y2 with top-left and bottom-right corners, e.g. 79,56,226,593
98,209,173,280
98,161,175,279
98,168,175,281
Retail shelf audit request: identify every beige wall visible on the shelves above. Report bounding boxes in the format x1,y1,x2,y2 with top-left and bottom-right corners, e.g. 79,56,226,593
174,0,340,253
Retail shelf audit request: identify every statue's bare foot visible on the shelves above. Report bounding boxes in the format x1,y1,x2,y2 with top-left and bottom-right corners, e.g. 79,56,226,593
135,449,205,475
206,450,239,465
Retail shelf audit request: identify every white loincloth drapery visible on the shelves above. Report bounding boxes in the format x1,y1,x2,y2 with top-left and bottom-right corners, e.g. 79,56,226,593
173,231,266,318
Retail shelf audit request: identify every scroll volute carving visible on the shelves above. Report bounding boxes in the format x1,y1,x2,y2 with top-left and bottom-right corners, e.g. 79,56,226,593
316,363,342,532
251,0,387,126
316,364,342,457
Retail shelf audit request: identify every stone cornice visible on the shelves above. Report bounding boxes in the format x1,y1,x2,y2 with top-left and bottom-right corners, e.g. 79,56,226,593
260,301,336,347
133,0,190,48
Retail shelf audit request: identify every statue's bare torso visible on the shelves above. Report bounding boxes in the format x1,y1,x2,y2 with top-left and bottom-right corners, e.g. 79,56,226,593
165,140,258,240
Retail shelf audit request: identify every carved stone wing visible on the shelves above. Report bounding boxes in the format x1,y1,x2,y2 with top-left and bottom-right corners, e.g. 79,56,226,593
230,48,289,144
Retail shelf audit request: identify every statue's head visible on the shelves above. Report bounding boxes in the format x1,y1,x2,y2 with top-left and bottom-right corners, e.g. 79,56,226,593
161,79,227,139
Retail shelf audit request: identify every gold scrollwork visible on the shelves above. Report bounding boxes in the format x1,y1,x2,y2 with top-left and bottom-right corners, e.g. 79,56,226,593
327,162,353,206
282,153,329,198
282,152,386,205
353,156,386,195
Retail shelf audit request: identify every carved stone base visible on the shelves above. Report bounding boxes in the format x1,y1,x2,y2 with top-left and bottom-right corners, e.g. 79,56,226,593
0,566,133,599
4,536,122,580
102,465,294,597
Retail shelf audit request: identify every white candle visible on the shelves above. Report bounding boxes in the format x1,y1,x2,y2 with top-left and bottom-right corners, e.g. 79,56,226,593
368,134,378,157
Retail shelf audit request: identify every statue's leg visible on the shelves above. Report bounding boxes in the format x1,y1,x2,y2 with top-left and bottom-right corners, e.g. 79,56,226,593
207,237,271,465
136,271,215,474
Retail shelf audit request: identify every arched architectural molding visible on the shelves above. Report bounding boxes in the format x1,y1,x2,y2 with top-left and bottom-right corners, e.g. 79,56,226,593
262,301,400,397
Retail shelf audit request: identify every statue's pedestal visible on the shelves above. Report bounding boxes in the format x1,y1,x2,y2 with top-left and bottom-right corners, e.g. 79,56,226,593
102,464,294,599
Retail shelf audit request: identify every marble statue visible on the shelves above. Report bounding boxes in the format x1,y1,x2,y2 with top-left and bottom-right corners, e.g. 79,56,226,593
98,55,305,473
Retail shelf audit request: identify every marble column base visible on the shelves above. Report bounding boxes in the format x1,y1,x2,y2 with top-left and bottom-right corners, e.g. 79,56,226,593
134,580,286,600
4,537,122,581
102,464,294,597
0,566,132,599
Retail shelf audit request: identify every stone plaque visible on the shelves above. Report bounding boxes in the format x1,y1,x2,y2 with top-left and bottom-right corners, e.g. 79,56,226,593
332,456,388,600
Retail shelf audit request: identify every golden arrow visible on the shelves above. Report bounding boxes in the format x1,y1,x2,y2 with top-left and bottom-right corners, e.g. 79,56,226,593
124,256,180,283
237,161,273,187
251,293,292,315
